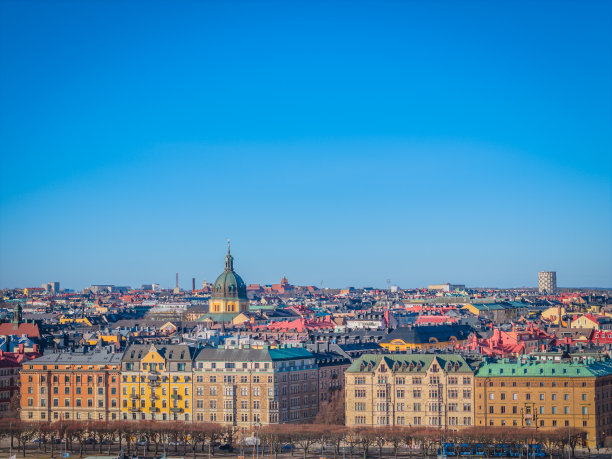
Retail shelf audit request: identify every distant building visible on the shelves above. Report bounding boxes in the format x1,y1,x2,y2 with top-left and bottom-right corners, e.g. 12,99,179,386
428,283,465,292
462,302,526,324
89,285,130,294
379,325,474,351
42,282,60,294
0,304,40,339
538,271,557,293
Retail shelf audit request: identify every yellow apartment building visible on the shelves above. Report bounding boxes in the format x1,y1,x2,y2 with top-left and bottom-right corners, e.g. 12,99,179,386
120,344,194,421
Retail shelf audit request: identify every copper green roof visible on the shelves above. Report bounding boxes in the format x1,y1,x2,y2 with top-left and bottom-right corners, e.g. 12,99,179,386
346,353,473,374
475,358,612,378
195,346,313,362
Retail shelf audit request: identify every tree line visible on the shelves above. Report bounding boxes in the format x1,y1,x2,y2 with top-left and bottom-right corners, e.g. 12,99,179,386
0,419,588,458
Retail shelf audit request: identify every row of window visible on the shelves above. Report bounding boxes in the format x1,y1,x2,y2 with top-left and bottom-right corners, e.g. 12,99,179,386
482,380,588,388
354,416,472,426
27,385,110,395
28,397,117,408
487,392,587,401
486,405,588,415
125,386,189,395
126,399,188,409
27,375,114,384
355,402,473,412
487,419,585,428
354,389,471,399
27,411,117,420
356,376,472,385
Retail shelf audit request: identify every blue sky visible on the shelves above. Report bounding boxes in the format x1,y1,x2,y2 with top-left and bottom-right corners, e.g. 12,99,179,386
1,1,611,290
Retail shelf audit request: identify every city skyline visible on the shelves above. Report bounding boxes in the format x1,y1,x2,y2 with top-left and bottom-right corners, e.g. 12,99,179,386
1,1,611,289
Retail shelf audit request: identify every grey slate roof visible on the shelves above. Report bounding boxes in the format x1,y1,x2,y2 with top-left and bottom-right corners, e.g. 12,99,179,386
382,324,474,344
122,344,194,362
29,349,123,365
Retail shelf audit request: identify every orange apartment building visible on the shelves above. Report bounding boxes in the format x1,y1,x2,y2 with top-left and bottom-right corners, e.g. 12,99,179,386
20,349,122,421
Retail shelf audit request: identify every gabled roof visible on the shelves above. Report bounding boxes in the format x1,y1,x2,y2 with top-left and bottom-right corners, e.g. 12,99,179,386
346,353,473,374
122,344,193,362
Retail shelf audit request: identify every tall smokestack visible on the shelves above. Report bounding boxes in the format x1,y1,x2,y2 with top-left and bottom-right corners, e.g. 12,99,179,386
192,278,195,292
176,272,179,289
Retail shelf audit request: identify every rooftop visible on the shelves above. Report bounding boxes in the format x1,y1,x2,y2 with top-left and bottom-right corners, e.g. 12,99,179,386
476,357,612,378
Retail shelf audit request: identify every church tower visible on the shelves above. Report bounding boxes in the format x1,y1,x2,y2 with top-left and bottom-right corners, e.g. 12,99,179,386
12,303,22,330
206,241,249,321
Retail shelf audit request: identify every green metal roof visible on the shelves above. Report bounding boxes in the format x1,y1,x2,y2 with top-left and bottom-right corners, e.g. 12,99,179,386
476,358,612,378
269,347,314,360
346,353,473,374
195,346,313,362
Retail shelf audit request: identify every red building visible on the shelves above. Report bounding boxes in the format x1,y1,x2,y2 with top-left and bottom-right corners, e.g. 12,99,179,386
463,324,555,357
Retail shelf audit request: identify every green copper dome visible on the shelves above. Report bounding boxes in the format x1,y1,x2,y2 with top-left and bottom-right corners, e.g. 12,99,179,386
212,245,247,300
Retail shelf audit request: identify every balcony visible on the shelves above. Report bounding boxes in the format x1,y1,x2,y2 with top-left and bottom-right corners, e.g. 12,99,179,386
148,380,160,387
130,394,139,399
170,394,182,400
150,395,158,401
169,407,183,413
129,406,140,412
150,407,160,413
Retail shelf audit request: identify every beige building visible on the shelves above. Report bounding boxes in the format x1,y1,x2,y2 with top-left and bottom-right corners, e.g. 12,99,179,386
345,354,474,428
193,345,318,432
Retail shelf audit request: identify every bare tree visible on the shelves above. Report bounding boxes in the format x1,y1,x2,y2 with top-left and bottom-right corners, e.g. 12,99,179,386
353,427,376,459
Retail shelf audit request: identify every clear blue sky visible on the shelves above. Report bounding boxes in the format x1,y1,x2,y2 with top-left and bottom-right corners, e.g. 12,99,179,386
1,1,611,290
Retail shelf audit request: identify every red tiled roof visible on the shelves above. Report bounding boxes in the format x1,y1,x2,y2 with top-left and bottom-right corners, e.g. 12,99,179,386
0,323,41,338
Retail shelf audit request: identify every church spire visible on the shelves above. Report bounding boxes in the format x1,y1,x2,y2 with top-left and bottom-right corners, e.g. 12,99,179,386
225,239,234,271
